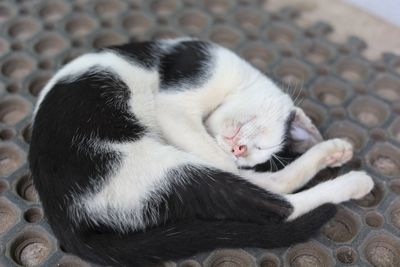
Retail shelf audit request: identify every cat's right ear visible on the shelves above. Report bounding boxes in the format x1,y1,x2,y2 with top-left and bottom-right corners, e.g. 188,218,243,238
290,107,323,153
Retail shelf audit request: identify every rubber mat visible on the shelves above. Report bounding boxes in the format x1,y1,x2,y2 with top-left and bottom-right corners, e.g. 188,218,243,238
1,0,400,266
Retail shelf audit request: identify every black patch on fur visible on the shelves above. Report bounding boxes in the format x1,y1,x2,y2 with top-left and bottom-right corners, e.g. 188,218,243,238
251,110,300,172
29,68,146,244
159,41,212,90
103,42,160,68
157,166,293,223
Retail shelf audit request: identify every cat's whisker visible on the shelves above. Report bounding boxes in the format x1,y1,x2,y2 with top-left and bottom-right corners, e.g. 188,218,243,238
275,154,292,161
272,154,286,168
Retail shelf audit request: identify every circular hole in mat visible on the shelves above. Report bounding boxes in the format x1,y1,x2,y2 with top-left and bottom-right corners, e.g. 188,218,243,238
266,23,297,45
28,74,51,97
0,128,16,140
10,231,52,267
65,14,96,37
24,208,43,223
302,41,333,64
336,58,369,82
336,246,357,265
287,243,331,267
93,31,128,48
150,0,178,16
8,17,40,40
364,235,400,267
365,211,384,228
94,0,124,16
349,96,389,127
0,96,31,125
367,143,400,177
322,208,359,242
16,174,39,202
204,249,255,267
274,60,311,87
205,0,233,14
234,9,264,31
241,42,275,72
210,26,243,49
259,253,280,267
39,1,69,22
34,33,67,56
2,55,34,80
372,74,400,101
311,78,348,106
178,10,209,33
325,121,366,150
123,13,153,35
0,143,24,176
354,182,384,207
0,198,18,234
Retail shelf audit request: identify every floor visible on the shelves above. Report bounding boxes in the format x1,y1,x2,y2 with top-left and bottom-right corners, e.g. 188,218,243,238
0,0,400,266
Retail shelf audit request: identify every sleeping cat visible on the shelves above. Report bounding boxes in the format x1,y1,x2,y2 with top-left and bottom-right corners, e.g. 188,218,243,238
29,38,374,267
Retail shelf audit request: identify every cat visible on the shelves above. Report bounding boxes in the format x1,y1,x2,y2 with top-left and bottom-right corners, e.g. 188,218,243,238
29,38,374,267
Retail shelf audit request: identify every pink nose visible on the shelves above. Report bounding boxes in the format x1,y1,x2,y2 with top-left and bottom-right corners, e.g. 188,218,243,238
232,145,247,156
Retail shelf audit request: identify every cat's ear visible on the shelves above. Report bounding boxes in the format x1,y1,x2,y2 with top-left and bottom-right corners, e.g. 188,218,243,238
290,107,323,153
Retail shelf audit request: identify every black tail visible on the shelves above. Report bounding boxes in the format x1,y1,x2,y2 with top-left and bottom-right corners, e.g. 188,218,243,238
70,204,336,267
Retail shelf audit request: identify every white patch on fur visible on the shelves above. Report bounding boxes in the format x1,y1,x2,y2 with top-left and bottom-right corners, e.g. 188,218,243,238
73,137,206,232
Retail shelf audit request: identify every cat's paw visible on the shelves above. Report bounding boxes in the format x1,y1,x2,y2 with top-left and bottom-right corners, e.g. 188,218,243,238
318,138,354,168
346,171,374,199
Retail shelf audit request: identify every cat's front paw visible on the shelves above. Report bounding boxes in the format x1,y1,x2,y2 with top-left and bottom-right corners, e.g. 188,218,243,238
346,171,374,199
318,138,354,168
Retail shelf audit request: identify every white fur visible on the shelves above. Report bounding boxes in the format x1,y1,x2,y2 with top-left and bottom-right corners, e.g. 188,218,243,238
286,171,374,220
76,137,204,232
157,44,294,170
239,138,374,220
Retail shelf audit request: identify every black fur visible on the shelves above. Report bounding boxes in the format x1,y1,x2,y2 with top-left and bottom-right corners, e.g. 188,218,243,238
104,42,160,69
104,40,212,91
75,203,336,267
29,68,146,239
159,41,211,90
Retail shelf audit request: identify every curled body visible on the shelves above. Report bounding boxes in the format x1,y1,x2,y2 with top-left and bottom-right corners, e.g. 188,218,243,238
29,39,374,267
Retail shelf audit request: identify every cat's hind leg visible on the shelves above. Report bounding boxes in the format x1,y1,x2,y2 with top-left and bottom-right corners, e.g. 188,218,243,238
285,170,374,220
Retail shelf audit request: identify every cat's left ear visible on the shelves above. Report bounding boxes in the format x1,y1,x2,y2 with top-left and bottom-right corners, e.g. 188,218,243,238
290,107,323,153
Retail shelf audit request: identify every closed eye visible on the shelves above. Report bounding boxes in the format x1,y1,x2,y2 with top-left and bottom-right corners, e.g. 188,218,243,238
255,144,282,150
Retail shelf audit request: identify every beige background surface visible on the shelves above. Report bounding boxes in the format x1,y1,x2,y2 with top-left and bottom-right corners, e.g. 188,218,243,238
264,0,400,60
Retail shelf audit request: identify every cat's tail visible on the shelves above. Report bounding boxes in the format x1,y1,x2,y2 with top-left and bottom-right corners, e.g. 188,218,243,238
70,203,336,267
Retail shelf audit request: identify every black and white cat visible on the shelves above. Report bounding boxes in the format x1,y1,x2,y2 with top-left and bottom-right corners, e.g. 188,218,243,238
29,39,373,267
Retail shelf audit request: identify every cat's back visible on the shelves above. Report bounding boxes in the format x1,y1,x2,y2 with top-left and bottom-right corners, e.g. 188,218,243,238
28,44,163,208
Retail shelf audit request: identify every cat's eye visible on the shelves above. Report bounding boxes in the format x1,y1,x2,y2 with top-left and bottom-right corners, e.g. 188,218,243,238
255,146,263,150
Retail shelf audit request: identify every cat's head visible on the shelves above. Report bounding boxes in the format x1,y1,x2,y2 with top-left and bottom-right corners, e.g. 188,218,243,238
206,93,322,168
